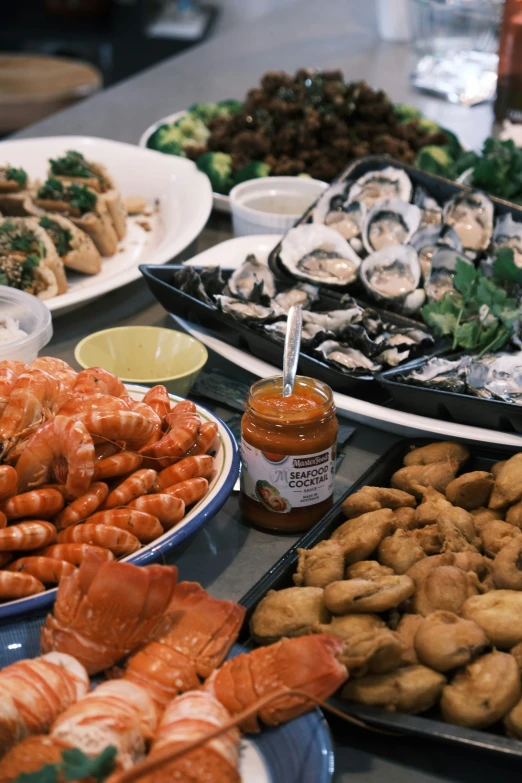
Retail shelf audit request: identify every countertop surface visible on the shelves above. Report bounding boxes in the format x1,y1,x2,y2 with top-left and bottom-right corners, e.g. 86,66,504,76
10,1,511,779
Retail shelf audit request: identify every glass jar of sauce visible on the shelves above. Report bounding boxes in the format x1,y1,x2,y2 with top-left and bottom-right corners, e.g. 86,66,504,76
239,375,338,532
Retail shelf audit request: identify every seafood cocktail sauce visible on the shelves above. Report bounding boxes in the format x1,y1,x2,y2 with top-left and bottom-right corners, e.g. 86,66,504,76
240,376,338,532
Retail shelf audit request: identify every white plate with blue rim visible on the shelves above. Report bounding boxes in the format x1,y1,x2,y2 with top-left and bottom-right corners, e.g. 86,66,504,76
0,385,239,623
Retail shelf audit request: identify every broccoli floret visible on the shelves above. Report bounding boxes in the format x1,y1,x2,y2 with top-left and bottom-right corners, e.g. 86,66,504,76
416,146,455,178
188,102,221,123
233,161,271,185
217,99,242,117
439,127,463,160
197,152,234,194
454,149,481,177
174,114,210,147
394,103,422,123
417,117,441,136
146,124,186,156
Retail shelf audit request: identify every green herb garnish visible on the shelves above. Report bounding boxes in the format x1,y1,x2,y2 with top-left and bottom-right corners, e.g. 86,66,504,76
6,166,27,188
68,183,96,213
422,249,522,357
37,178,65,200
50,150,95,180
14,746,117,783
39,216,72,256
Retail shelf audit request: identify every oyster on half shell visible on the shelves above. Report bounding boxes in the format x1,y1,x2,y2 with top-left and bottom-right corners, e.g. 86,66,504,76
467,353,522,404
399,356,470,393
414,186,443,227
443,190,493,251
410,225,462,280
362,198,421,254
315,339,382,374
493,213,522,268
227,254,276,300
274,282,319,312
215,295,282,322
360,245,422,310
347,166,412,207
424,247,474,302
313,182,366,240
279,224,361,288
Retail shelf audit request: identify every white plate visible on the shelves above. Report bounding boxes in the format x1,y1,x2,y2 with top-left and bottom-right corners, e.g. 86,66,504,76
0,136,213,314
0,385,239,622
174,235,522,448
139,111,230,214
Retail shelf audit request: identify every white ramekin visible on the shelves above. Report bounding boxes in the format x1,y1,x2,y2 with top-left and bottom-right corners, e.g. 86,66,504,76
0,287,53,363
229,176,328,236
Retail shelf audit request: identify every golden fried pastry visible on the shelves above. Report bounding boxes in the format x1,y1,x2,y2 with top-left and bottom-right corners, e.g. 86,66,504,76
323,575,414,614
412,565,479,617
441,652,521,728
345,561,394,581
410,524,442,555
492,536,522,590
504,697,522,738
491,460,507,479
396,613,425,665
506,500,522,529
377,529,426,574
445,471,494,510
437,509,480,554
403,441,469,468
406,553,455,584
330,509,395,565
471,507,505,530
462,591,522,648
489,454,522,509
313,615,403,675
341,486,416,520
452,552,492,582
415,487,453,526
342,665,446,714
293,540,344,588
511,642,522,674
414,611,489,672
250,586,329,645
393,507,418,531
480,520,520,558
391,460,459,499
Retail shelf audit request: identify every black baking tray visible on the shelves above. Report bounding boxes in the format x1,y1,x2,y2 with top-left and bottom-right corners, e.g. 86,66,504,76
140,263,435,402
238,437,522,759
378,354,522,435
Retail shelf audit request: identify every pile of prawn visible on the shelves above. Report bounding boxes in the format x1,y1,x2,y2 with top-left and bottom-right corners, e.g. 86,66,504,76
0,358,217,602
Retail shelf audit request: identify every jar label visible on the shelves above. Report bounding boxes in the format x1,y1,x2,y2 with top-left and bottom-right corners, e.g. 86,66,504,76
240,438,335,513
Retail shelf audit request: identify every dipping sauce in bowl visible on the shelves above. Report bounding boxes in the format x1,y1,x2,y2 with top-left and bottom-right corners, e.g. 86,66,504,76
229,176,328,236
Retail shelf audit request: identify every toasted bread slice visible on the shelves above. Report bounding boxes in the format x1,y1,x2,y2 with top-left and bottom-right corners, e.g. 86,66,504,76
38,213,101,275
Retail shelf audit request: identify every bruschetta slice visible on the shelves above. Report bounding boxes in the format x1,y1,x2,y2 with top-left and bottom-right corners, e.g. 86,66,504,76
38,214,101,275
0,217,67,295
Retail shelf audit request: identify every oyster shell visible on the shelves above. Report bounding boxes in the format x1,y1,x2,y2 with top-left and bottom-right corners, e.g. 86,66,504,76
274,282,319,312
302,308,363,334
493,213,522,268
315,340,382,374
200,265,226,298
172,267,214,307
215,295,281,322
467,353,522,404
279,224,361,287
410,225,462,280
425,247,473,302
360,245,422,304
362,198,421,254
348,166,412,207
443,190,493,251
227,254,276,300
398,356,470,393
414,186,443,227
313,183,366,240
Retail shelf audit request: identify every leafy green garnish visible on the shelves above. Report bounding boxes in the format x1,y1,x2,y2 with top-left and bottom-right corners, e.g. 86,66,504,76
6,166,27,188
422,253,521,357
37,178,64,200
39,216,72,255
50,150,94,180
68,183,96,213
14,746,117,783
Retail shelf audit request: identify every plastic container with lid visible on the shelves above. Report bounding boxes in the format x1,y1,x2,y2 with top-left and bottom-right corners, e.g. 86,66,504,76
239,375,338,533
0,288,53,363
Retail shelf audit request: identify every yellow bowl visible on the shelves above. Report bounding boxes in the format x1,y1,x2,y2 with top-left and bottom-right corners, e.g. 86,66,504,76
74,326,208,397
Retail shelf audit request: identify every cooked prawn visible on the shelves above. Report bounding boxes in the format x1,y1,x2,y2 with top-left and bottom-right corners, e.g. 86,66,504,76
72,410,155,447
164,477,209,506
86,508,163,544
56,523,141,556
0,520,56,551
186,421,218,456
0,552,11,567
103,468,158,509
15,415,95,498
0,511,6,530
56,393,129,418
126,400,162,445
55,482,109,529
38,543,115,565
0,360,26,415
140,415,200,464
73,367,125,397
142,386,171,419
0,571,44,599
128,494,185,529
7,556,76,584
29,357,77,392
0,465,18,500
157,455,214,490
0,368,61,440
95,442,120,462
169,400,197,417
93,451,142,480
2,487,64,520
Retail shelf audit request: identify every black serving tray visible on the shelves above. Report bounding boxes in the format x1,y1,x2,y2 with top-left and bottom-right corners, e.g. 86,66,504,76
239,437,522,759
378,354,522,435
140,263,435,403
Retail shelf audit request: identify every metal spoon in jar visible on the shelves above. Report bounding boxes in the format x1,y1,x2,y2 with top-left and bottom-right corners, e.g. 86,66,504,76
282,304,303,397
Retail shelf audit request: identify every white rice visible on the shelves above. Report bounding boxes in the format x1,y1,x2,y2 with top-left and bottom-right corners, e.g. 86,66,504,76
0,316,28,345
